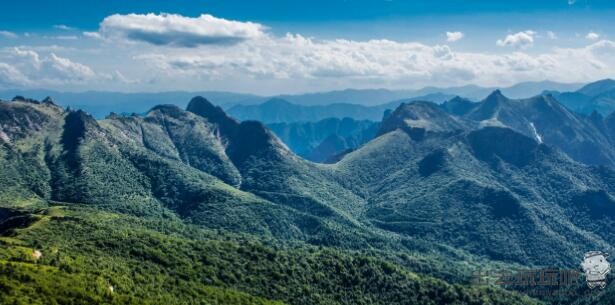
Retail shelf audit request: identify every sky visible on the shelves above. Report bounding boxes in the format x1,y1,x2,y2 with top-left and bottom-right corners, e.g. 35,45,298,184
0,0,615,94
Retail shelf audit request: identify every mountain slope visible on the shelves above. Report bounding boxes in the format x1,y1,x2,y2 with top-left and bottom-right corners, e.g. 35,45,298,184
4,95,615,304
0,205,540,305
0,97,365,243
267,118,379,162
577,79,615,96
0,96,545,305
335,100,615,267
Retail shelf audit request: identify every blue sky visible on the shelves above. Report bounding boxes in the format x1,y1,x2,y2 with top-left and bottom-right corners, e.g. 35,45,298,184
3,1,615,29
0,0,614,94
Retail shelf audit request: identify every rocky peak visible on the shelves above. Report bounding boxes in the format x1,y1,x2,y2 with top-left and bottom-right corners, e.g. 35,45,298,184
466,90,510,121
41,96,56,105
378,101,466,137
148,104,185,118
186,96,239,136
486,89,506,101
440,96,476,116
11,96,40,104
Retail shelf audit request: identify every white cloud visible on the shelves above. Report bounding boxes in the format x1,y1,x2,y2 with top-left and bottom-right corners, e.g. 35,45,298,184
547,31,557,40
0,30,17,39
43,35,79,40
83,31,102,39
496,31,536,49
586,32,600,40
0,48,99,86
446,31,464,42
45,53,96,80
132,31,615,91
4,13,615,93
97,13,266,47
0,62,30,87
54,35,78,40
54,25,74,31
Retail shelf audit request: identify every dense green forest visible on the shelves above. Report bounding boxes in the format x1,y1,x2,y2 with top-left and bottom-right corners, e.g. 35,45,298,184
2,95,615,304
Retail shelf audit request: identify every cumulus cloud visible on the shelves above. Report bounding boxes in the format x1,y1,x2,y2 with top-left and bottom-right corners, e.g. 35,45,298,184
131,31,615,91
586,32,600,40
446,32,464,42
496,31,536,49
97,13,266,47
0,48,99,86
83,31,102,39
5,12,615,92
0,30,17,38
136,36,461,82
0,63,30,87
446,31,464,42
45,53,97,80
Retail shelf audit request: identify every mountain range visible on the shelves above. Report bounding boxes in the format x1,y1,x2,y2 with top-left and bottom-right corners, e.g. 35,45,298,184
440,91,615,167
223,80,615,125
227,98,403,123
232,80,615,164
0,80,582,119
2,91,615,304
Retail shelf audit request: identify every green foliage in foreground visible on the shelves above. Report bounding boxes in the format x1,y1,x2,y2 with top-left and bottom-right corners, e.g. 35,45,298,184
0,206,540,305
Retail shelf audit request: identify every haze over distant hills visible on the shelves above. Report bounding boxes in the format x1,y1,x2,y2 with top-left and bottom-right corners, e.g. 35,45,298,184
267,118,379,162
0,90,264,119
227,98,408,123
0,80,582,119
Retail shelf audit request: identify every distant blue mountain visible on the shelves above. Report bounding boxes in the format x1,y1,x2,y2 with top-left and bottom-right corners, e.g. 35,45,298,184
0,80,583,118
267,118,379,162
548,79,615,115
228,94,455,123
0,89,264,118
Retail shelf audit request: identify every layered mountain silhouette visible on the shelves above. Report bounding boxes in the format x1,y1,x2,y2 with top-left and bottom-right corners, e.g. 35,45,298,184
227,98,401,123
549,78,615,115
3,93,615,304
1,80,579,118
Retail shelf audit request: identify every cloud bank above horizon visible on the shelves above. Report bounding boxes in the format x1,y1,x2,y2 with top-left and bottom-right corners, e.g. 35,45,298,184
0,12,614,94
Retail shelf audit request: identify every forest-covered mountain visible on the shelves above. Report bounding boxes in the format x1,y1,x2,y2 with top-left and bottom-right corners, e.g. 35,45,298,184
2,93,615,304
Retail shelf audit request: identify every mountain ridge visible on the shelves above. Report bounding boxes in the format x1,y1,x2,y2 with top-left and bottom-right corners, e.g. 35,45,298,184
3,94,615,304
